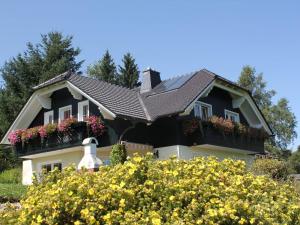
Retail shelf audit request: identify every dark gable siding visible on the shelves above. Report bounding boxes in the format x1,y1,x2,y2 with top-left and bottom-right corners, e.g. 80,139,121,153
30,88,95,127
194,87,249,126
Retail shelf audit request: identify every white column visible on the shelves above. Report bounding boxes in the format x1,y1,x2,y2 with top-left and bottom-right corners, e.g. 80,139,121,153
78,137,103,171
22,160,33,185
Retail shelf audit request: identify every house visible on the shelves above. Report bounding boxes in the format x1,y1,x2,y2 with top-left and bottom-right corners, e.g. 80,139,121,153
0,68,272,185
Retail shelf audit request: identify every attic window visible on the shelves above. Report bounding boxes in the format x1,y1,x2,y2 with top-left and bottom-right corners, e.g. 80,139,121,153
78,100,89,121
194,101,212,120
225,110,240,123
44,110,54,125
59,105,72,122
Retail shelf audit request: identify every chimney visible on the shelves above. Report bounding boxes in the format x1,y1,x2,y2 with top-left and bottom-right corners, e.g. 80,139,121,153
140,68,161,93
78,137,103,171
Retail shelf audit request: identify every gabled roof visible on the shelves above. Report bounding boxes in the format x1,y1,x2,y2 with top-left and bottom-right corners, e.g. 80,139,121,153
1,68,273,145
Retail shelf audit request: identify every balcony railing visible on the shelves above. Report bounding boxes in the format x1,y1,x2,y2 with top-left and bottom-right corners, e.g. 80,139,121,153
15,122,88,156
182,117,267,153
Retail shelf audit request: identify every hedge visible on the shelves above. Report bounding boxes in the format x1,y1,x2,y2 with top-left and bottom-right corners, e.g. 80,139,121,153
2,154,300,224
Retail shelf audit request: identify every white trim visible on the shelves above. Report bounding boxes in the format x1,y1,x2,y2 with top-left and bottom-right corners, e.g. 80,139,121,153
44,110,54,125
38,160,62,174
182,80,216,115
78,100,89,121
224,109,240,123
182,80,272,135
58,105,72,122
66,82,116,120
194,101,213,119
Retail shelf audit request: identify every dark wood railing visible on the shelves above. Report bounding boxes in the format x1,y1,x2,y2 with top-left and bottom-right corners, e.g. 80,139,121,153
15,122,88,156
183,121,265,153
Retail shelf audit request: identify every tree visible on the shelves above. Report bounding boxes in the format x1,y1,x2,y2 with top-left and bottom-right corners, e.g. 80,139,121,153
238,66,275,109
87,50,117,83
238,66,297,153
0,31,82,137
118,53,140,89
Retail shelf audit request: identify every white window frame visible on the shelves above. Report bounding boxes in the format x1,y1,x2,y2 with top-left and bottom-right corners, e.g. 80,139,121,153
194,101,213,119
59,105,72,122
225,109,240,123
44,110,54,125
78,100,89,121
38,160,63,174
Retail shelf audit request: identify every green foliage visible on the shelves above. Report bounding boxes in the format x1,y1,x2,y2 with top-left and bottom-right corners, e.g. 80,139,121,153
0,147,20,172
0,168,22,184
118,53,140,89
238,66,297,153
288,147,300,173
0,203,20,224
87,50,117,84
110,144,127,166
0,31,82,137
0,183,27,203
251,158,289,180
3,155,300,224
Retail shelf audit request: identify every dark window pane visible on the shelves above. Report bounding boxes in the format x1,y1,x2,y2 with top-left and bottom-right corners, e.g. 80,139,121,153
53,163,62,171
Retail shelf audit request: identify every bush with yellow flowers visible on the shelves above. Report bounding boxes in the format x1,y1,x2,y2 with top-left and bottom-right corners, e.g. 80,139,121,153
4,154,300,224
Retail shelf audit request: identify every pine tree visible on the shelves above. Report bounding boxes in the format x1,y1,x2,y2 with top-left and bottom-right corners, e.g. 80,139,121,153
118,53,140,89
0,31,82,136
87,50,117,83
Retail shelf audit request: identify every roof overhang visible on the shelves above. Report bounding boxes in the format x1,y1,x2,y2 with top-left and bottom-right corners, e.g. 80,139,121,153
181,78,273,136
1,81,116,145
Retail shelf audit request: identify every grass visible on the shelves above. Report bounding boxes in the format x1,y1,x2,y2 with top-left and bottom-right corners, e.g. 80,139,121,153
0,168,26,202
0,183,27,202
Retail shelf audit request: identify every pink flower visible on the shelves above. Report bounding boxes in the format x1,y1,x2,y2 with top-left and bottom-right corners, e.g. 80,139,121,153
38,126,47,138
87,116,105,137
8,129,23,145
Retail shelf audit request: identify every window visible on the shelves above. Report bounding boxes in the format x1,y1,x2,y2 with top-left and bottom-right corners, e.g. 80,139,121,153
225,110,240,123
59,105,72,122
194,101,212,120
78,100,89,121
44,110,54,125
41,162,62,173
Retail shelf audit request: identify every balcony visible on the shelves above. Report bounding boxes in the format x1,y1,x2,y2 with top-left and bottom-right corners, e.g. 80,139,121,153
14,122,89,156
181,117,267,153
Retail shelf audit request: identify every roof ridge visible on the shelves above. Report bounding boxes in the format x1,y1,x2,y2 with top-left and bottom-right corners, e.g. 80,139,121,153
71,74,139,93
33,71,71,89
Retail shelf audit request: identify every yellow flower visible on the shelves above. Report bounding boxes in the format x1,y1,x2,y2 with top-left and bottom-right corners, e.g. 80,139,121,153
88,188,95,195
74,221,81,225
152,217,161,225
169,196,175,201
119,198,126,208
37,215,43,223
120,181,126,188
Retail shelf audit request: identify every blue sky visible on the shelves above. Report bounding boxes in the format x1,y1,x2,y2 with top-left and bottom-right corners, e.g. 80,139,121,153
0,1,299,149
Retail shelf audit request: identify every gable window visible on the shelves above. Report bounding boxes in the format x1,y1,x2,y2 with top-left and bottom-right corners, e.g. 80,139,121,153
194,101,212,120
78,100,89,121
59,105,72,122
225,110,240,123
44,110,54,125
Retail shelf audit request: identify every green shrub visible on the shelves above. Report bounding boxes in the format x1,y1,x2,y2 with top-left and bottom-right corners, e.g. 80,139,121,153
251,158,289,180
110,144,127,166
0,183,27,203
0,167,22,184
3,155,299,224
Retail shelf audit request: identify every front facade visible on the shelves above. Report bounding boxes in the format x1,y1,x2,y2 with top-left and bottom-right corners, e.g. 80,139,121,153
0,68,272,185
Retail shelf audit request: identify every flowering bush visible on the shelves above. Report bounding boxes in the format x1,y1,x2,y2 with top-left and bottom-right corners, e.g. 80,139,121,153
57,117,78,133
8,129,23,145
110,144,127,166
183,116,269,140
8,116,105,145
251,158,290,181
5,155,299,224
87,115,105,137
20,127,39,142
